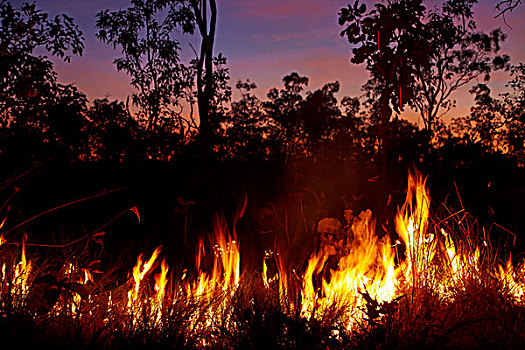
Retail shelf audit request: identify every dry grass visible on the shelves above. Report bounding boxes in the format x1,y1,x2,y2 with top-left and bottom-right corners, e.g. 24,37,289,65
1,176,525,349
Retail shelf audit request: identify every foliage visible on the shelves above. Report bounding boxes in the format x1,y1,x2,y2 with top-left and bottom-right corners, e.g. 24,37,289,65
451,64,525,162
263,72,310,157
339,0,510,135
0,0,87,164
85,98,140,161
95,0,196,132
205,53,232,122
217,80,277,160
0,0,522,174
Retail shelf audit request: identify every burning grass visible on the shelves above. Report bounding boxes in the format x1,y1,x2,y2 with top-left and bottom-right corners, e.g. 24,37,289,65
1,171,525,348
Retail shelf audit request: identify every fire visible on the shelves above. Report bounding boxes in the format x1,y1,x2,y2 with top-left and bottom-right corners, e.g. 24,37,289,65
10,237,32,309
1,170,525,344
152,259,169,325
262,256,269,288
51,262,92,317
497,256,525,302
298,209,398,328
395,171,434,287
127,246,162,326
184,216,240,301
275,249,291,310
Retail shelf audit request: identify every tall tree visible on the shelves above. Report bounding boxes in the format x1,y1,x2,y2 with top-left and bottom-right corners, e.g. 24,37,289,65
86,98,140,161
0,0,84,126
96,0,195,132
188,0,218,153
299,81,342,155
339,0,509,135
0,1,86,162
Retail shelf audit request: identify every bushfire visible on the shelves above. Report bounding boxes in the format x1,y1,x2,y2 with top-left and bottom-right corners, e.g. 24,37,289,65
0,171,524,347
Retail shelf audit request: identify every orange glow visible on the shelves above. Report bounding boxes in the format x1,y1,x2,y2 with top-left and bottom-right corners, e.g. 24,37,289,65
152,259,169,325
11,238,32,308
1,170,525,338
127,246,162,326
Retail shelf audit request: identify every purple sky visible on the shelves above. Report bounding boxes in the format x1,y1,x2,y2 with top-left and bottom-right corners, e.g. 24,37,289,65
14,0,525,125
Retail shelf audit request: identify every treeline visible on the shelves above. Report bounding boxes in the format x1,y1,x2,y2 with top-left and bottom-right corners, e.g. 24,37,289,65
0,0,523,172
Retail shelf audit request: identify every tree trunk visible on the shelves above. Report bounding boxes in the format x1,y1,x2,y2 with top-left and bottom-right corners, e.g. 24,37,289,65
192,0,217,156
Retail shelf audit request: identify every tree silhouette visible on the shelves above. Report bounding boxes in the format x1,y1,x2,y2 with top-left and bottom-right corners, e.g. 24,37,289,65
299,81,343,156
453,63,525,161
218,79,275,160
0,1,86,164
96,0,195,132
85,98,141,161
339,0,509,135
0,1,84,125
496,0,522,21
189,0,218,152
264,72,310,158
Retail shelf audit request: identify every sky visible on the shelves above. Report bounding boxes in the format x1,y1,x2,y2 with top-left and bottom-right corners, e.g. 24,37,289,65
12,0,525,125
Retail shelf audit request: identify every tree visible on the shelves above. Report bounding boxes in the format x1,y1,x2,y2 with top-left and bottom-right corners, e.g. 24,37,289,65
188,0,218,151
217,79,274,159
96,0,228,156
453,64,525,161
0,1,87,163
331,95,368,161
264,72,310,157
339,0,509,135
85,98,138,161
496,0,522,21
96,0,196,132
0,1,84,125
299,81,343,156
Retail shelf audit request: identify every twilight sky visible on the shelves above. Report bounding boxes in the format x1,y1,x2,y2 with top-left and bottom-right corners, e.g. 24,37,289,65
13,0,525,125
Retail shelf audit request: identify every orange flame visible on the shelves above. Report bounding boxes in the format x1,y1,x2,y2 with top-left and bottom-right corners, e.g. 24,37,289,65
1,170,525,338
152,259,169,325
127,246,161,326
11,237,32,308
300,209,398,328
184,216,240,302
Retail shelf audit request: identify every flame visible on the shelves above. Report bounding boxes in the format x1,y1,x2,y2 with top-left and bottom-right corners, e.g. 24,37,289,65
185,217,240,302
395,171,434,287
127,246,161,326
498,256,525,302
299,209,398,328
300,248,328,318
1,170,525,340
10,237,33,309
275,250,289,309
152,259,169,325
262,257,269,288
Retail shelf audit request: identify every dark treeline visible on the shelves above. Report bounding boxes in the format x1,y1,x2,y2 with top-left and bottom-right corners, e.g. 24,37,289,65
0,0,524,259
